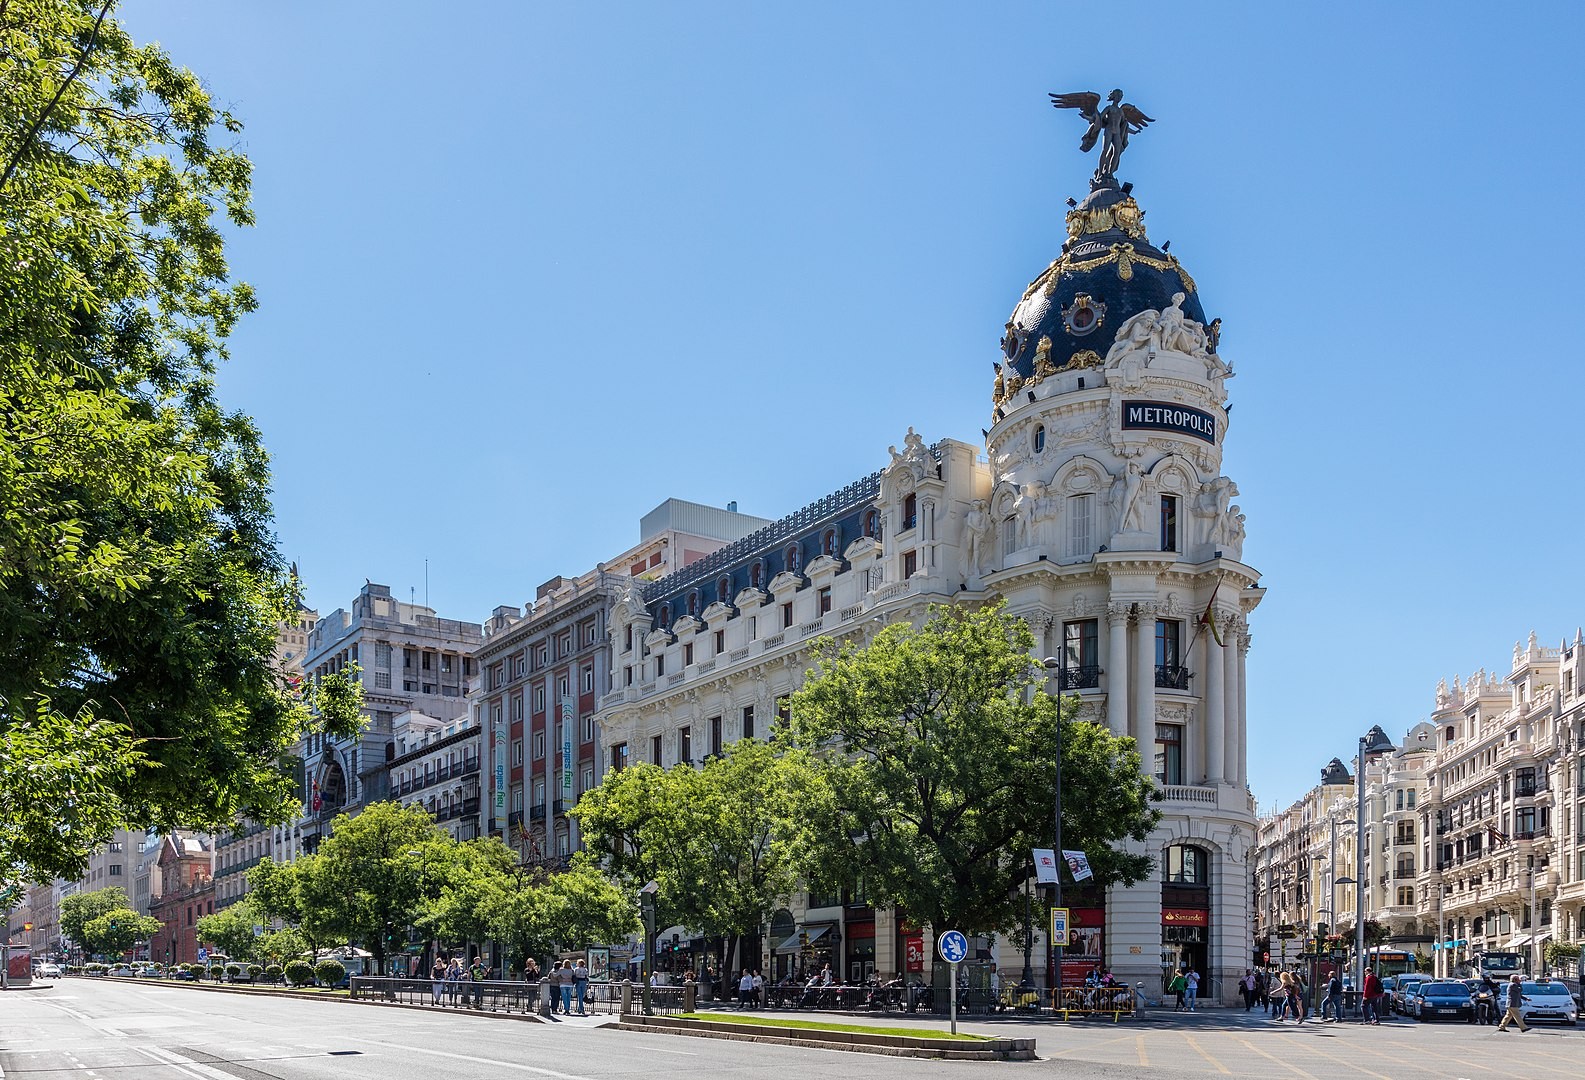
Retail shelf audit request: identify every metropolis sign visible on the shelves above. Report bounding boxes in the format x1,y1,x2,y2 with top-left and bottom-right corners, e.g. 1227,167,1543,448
1121,400,1217,444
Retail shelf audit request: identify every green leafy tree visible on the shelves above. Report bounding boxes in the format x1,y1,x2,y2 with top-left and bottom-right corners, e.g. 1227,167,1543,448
248,854,332,957
305,801,452,972
573,737,812,973
59,885,131,948
255,927,307,967
475,861,639,974
82,907,161,957
417,836,518,949
787,603,1159,935
196,897,263,964
0,0,365,889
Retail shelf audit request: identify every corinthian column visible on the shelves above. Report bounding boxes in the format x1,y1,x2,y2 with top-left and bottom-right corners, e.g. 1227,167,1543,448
1106,604,1131,738
1132,603,1157,754
1204,618,1225,785
1237,630,1252,789
1223,614,1242,786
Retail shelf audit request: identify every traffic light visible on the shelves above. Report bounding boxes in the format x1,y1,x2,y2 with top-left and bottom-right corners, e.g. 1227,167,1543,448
1316,922,1329,939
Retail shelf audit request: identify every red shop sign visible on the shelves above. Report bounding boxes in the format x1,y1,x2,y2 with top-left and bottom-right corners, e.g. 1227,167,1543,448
1161,908,1209,927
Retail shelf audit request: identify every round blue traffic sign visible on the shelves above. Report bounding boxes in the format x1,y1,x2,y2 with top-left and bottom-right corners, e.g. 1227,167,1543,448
937,929,968,963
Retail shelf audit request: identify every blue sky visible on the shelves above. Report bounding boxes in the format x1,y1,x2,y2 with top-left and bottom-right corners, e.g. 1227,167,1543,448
123,2,1584,808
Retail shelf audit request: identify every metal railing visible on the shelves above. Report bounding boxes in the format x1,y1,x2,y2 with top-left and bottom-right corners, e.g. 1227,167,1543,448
1055,665,1102,691
1154,665,1192,690
351,976,543,1015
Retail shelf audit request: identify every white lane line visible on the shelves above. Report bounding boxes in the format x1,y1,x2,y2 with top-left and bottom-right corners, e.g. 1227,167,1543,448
631,1044,698,1056
343,1037,599,1080
137,1045,237,1080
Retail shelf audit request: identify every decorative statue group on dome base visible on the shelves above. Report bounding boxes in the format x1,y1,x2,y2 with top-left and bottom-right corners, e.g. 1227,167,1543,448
1049,88,1154,189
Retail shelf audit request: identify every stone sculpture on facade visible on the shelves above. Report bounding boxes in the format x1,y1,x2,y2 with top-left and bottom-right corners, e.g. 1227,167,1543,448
1105,293,1211,366
963,499,993,578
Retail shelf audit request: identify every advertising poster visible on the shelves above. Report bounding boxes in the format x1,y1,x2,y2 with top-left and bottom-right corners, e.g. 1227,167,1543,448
587,947,610,982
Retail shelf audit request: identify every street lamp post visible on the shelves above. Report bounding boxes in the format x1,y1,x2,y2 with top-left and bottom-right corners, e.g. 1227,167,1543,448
1354,726,1396,997
638,880,658,1016
1041,657,1065,1002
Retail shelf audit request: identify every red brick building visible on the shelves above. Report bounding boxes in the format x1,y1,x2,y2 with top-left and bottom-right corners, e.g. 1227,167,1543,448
148,833,215,967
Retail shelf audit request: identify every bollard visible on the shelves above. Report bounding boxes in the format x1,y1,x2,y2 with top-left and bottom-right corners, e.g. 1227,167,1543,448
539,979,553,1017
684,982,696,1012
621,979,634,1015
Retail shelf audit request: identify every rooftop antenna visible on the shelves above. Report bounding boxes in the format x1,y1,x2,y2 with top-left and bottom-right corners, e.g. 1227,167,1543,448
425,558,429,610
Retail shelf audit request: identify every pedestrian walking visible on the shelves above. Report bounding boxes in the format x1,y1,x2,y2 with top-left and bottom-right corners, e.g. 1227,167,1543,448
1361,967,1383,1025
1494,974,1529,1033
1168,969,1187,1011
430,958,445,1006
738,968,754,1009
1255,970,1270,1014
1184,968,1200,1011
1239,970,1255,1011
446,957,463,1005
1322,971,1343,1022
751,969,764,1009
1277,970,1305,1023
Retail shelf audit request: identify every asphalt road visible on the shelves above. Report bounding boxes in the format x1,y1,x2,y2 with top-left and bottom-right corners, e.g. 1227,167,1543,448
4,980,1584,1080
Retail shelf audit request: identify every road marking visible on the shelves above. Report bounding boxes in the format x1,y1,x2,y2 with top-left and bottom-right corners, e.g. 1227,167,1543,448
1235,1035,1320,1080
342,1037,599,1080
1135,1033,1148,1067
1182,1033,1232,1075
631,1045,698,1056
137,1045,234,1080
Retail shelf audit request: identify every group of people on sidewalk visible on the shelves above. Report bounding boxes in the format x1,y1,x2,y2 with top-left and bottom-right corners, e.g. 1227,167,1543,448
425,956,591,1016
1167,968,1202,1011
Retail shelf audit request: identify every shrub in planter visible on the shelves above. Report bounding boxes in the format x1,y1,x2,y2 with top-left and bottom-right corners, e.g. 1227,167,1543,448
313,959,346,987
208,964,225,979
264,964,283,984
247,964,262,981
225,963,243,981
284,960,315,987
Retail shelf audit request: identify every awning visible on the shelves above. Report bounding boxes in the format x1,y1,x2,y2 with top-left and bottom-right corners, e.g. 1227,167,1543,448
1508,934,1532,949
773,924,833,953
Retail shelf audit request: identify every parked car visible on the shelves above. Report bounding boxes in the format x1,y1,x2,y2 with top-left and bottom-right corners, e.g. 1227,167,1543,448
108,964,135,977
1518,979,1578,1025
1391,974,1430,1014
1408,981,1473,1022
1550,976,1582,1010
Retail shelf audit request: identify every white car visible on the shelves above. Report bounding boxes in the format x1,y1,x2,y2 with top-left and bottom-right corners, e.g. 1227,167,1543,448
1518,980,1578,1025
108,964,135,977
36,962,62,978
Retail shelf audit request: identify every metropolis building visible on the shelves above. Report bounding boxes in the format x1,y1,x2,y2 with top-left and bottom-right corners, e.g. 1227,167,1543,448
595,108,1264,998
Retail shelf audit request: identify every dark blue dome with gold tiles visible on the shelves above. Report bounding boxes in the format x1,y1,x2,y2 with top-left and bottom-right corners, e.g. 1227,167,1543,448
999,185,1204,388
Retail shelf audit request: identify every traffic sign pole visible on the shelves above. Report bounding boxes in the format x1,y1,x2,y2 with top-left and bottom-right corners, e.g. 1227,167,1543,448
937,930,968,1036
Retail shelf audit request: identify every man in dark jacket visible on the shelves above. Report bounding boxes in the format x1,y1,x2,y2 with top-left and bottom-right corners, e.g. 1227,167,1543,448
1495,974,1529,1032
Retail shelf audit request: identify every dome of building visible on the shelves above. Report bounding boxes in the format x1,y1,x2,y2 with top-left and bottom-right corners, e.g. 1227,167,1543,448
998,184,1205,389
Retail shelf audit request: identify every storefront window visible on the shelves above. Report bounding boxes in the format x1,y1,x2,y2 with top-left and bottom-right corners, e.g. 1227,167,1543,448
1164,844,1207,884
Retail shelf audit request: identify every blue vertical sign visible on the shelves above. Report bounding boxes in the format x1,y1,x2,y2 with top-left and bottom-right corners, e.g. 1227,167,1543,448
560,696,575,801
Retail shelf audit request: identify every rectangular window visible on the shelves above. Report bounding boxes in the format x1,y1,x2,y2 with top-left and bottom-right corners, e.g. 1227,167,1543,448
902,493,918,531
655,654,665,677
749,615,758,640
1155,619,1182,676
403,648,417,671
710,716,723,757
1159,495,1178,552
376,642,392,670
902,550,918,578
581,714,594,742
679,726,692,765
558,632,572,657
511,695,523,721
1154,724,1183,785
422,652,432,670
108,863,122,876
581,665,594,693
611,743,629,772
512,739,523,766
441,654,454,674
532,732,545,759
1062,619,1098,684
624,665,632,687
651,733,664,766
684,642,694,666
1066,494,1093,559
776,696,791,731
534,686,546,712
1516,806,1537,838
819,587,832,614
557,676,569,699
715,629,725,654
782,602,794,628
580,765,594,794
624,625,633,652
375,671,392,688
532,779,545,806
742,705,755,740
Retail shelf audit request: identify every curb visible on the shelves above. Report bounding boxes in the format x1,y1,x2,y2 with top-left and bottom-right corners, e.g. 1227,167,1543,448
88,977,550,1024
615,1015,1036,1061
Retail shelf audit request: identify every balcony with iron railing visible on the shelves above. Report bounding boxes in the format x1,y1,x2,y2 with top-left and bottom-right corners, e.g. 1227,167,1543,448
1053,665,1102,691
1154,665,1192,691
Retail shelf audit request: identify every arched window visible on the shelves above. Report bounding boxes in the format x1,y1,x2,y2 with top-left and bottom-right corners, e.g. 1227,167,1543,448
750,561,764,589
717,576,731,604
1033,424,1046,453
1445,725,1455,744
823,528,838,557
902,493,918,531
658,603,670,627
863,510,878,539
1163,844,1208,885
688,592,700,617
785,543,801,573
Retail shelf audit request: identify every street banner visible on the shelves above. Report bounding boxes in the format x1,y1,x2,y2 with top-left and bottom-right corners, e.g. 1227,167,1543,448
1033,848,1059,884
1062,849,1094,882
493,718,507,832
561,696,575,799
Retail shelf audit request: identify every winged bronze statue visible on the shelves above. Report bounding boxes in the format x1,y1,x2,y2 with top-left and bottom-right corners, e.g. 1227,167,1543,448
1049,89,1153,187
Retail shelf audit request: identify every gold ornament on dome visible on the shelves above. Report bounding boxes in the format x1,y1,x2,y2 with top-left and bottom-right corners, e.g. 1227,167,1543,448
1064,197,1147,241
1040,242,1195,294
1061,349,1102,371
1032,337,1058,380
992,365,1006,405
1061,294,1106,337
